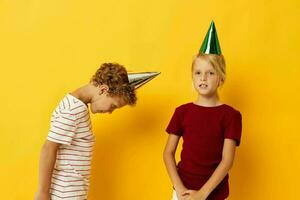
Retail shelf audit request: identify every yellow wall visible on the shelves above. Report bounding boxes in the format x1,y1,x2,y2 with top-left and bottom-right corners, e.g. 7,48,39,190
1,0,299,199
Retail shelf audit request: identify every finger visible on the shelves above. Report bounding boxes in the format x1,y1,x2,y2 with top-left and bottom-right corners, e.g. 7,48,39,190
181,192,189,195
183,190,193,195
182,190,190,195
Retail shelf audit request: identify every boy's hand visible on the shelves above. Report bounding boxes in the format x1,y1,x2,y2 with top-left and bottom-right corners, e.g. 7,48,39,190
34,191,50,200
183,189,208,200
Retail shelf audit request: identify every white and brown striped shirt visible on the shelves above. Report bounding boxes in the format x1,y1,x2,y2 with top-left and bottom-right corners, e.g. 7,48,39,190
47,94,95,200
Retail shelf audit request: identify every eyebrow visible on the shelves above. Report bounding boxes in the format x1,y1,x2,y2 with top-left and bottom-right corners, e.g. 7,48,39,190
194,70,215,73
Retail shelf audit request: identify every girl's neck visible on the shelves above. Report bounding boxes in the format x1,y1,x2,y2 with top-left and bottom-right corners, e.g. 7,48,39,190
194,94,222,107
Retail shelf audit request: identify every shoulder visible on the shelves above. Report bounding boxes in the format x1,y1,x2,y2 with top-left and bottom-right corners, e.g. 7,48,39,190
175,102,193,111
56,94,89,119
222,104,242,120
172,102,193,115
170,103,193,118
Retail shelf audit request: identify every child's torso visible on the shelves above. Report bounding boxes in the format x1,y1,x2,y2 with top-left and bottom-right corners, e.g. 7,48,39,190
49,94,95,199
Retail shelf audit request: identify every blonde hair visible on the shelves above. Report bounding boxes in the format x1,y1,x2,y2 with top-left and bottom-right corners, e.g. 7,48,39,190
192,53,226,83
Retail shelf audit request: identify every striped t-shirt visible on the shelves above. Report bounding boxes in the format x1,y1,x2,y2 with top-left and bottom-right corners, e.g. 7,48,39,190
47,94,95,200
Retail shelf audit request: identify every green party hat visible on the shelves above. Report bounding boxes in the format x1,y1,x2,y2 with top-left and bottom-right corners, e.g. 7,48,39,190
128,72,160,89
199,21,222,55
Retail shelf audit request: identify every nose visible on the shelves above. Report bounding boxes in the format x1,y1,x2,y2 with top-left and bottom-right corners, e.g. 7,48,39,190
200,73,207,81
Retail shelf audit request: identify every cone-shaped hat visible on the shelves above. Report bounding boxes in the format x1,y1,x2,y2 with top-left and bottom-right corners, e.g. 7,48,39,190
128,72,160,89
199,21,222,55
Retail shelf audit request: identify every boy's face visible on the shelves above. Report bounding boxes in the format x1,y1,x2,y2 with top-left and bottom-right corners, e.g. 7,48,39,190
192,57,221,97
90,86,126,114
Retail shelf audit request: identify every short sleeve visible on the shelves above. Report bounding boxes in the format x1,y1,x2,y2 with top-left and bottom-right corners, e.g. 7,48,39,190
166,107,184,136
224,111,242,146
47,110,77,145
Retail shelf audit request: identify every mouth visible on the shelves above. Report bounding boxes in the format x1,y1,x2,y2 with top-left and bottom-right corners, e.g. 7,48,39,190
199,83,208,89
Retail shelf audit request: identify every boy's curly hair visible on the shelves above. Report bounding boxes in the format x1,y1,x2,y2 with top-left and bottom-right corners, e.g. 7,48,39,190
90,63,137,105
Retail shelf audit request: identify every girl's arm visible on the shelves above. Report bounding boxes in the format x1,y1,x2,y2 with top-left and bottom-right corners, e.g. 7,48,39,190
163,134,187,196
185,139,237,199
35,140,60,200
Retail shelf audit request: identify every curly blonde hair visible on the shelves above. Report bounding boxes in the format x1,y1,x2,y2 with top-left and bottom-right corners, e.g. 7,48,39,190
90,63,137,105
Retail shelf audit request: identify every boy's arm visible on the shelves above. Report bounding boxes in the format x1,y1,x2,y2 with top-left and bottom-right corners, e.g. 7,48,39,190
163,134,187,196
35,140,60,198
184,139,237,199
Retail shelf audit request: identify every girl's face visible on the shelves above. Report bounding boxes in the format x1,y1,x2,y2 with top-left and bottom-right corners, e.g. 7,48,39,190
192,57,221,97
90,86,126,114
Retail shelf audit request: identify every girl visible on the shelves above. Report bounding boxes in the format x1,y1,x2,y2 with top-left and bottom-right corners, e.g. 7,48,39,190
163,21,242,200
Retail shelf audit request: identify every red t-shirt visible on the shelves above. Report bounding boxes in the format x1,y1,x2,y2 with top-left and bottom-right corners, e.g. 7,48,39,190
166,103,242,200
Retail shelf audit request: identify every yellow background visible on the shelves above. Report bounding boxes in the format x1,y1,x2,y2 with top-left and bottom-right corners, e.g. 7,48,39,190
1,0,299,199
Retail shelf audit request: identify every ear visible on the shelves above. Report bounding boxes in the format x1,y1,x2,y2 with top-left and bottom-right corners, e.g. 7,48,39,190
98,84,109,95
218,79,224,86
216,75,223,86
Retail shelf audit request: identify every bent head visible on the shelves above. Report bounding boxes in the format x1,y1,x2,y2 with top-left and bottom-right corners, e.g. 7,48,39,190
90,63,137,114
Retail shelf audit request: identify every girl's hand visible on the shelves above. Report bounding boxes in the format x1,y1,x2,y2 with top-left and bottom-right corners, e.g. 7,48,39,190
183,189,208,200
34,191,50,200
176,187,189,200
178,193,189,200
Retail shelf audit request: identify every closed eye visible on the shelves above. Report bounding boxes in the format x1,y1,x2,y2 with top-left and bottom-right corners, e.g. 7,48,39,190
111,105,116,109
110,104,118,110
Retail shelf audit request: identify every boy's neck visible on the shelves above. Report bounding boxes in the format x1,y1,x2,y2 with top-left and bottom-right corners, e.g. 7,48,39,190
70,84,95,105
195,94,222,107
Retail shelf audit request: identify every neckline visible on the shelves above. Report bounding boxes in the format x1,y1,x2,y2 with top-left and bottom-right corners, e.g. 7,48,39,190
191,102,226,109
67,93,89,109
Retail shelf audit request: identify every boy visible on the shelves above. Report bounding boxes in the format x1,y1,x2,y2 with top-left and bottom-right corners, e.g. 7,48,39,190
35,63,137,200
